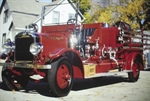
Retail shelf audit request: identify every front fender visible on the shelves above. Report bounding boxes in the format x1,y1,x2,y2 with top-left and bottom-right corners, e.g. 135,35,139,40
48,48,84,78
48,48,78,59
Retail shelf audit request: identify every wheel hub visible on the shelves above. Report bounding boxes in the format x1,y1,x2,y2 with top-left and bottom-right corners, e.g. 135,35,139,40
57,65,71,89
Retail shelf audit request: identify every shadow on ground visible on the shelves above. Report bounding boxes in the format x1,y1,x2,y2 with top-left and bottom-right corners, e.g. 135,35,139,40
144,67,150,71
0,76,128,97
0,80,54,97
72,76,128,91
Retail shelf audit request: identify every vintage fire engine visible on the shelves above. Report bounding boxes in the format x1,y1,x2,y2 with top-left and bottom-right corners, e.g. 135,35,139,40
0,5,150,97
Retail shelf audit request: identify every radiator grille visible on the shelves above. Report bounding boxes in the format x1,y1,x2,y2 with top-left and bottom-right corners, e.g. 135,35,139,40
15,33,39,61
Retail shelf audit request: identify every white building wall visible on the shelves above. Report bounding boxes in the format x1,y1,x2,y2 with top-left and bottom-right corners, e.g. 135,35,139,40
0,0,83,52
35,0,82,32
0,2,13,52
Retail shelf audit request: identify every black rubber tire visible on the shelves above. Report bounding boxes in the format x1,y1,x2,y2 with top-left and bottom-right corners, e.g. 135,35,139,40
47,56,74,97
2,65,29,91
128,60,140,82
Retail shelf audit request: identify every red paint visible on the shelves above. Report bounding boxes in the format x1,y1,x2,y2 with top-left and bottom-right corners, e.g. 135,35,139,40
39,23,145,78
57,64,70,89
2,22,148,80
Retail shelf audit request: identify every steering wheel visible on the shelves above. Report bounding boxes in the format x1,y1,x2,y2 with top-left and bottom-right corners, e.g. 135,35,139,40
67,19,76,24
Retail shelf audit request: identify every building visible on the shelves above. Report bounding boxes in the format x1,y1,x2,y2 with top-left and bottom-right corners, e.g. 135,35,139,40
0,0,84,52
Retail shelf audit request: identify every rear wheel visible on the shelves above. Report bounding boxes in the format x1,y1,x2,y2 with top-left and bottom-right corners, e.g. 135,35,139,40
2,65,29,90
47,57,74,97
128,59,140,82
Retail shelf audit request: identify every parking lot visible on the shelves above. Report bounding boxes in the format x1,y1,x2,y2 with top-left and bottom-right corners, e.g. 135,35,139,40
0,66,150,101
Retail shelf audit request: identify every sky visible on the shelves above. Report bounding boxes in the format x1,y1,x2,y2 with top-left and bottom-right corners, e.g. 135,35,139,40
0,0,2,7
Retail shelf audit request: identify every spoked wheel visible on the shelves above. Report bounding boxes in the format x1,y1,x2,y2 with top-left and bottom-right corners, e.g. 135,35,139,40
128,58,140,82
2,65,29,91
48,57,74,97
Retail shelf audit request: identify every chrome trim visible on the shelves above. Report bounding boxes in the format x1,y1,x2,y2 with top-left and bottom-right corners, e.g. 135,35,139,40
84,70,133,79
0,62,51,69
29,42,43,56
16,31,37,43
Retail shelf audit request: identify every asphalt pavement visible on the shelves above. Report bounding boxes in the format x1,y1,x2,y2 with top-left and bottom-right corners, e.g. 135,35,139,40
0,66,150,101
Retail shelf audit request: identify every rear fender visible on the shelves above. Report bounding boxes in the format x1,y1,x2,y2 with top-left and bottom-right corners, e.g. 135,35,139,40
125,52,144,70
49,48,84,78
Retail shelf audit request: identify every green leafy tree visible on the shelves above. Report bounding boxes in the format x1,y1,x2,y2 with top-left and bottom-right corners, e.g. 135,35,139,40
71,0,91,14
142,0,150,30
85,0,150,30
117,0,146,29
84,2,118,24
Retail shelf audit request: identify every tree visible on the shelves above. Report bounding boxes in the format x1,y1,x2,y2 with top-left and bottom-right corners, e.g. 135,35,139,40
142,0,150,30
117,0,146,29
85,0,150,30
97,6,117,24
84,1,118,24
71,0,91,14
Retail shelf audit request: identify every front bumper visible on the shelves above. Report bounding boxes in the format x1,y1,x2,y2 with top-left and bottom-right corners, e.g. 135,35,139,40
0,61,51,69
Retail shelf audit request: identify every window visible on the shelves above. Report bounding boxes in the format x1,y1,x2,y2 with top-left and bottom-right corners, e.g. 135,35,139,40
2,33,6,45
68,13,75,19
52,11,60,24
3,9,9,23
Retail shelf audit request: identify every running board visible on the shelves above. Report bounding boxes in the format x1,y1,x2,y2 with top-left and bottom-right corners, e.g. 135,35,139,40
83,64,132,79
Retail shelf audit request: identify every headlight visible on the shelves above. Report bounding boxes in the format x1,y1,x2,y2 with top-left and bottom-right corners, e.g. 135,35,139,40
29,43,43,56
2,44,13,54
1,38,15,54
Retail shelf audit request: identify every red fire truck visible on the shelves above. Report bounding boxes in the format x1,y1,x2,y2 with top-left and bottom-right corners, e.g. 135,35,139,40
1,20,149,97
0,4,150,97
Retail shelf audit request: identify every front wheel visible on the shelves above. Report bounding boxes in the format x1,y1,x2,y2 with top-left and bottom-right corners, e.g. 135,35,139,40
2,65,29,91
47,57,74,97
128,59,140,82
